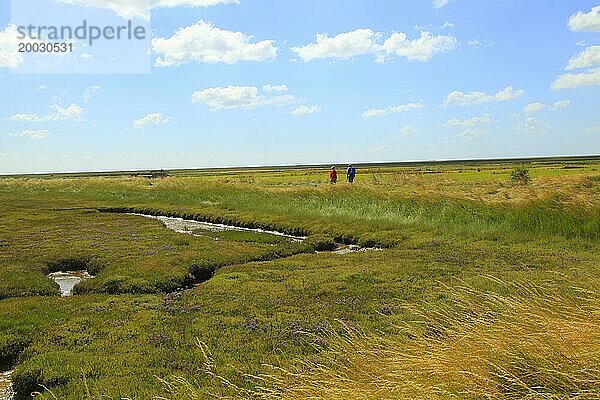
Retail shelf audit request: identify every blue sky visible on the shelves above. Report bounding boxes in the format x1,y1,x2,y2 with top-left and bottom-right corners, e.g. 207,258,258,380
1,0,599,174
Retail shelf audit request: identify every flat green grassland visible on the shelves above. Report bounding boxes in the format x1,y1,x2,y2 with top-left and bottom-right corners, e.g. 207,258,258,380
1,161,599,399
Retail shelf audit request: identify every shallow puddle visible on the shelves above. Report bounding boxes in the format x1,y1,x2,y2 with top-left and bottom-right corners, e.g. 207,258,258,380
0,371,13,400
48,271,93,296
132,213,306,241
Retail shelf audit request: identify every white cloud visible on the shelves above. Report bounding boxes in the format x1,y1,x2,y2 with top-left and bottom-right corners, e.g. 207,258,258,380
398,125,420,138
9,104,84,122
292,105,321,116
292,29,456,62
441,21,455,29
455,129,485,141
263,84,288,93
551,99,570,110
566,45,600,70
568,6,600,32
0,25,39,68
362,102,424,118
587,125,600,133
524,100,570,114
292,29,382,62
552,68,600,90
82,85,101,103
524,102,546,114
133,112,171,128
56,0,239,20
8,129,49,139
513,116,550,133
433,0,451,9
443,86,524,107
444,113,491,127
36,85,48,91
192,86,296,110
152,20,277,66
383,31,457,62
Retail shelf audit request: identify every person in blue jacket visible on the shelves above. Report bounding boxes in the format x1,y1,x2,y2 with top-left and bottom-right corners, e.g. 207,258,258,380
347,164,356,183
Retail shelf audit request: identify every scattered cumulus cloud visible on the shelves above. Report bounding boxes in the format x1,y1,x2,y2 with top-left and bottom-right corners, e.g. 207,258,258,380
553,9,600,90
292,105,321,116
552,68,600,90
192,85,296,110
383,31,457,62
568,6,600,32
444,113,491,127
441,21,455,29
8,129,49,139
292,29,382,61
362,102,424,118
433,0,451,10
152,20,277,66
553,99,571,109
524,100,570,114
9,104,84,122
443,86,524,107
524,102,546,114
56,0,239,20
566,45,600,70
291,28,456,63
513,116,550,133
133,113,171,128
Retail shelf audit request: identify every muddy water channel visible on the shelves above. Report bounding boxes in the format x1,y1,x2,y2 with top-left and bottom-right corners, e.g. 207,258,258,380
132,213,384,254
0,371,13,400
132,213,307,241
48,271,93,296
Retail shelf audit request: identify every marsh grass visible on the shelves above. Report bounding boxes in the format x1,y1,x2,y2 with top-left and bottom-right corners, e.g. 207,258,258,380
161,279,600,399
1,161,600,398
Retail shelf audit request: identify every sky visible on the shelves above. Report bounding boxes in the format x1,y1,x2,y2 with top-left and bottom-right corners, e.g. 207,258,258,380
0,0,599,174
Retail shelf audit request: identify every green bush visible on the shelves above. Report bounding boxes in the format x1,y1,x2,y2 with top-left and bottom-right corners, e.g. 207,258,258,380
510,166,531,184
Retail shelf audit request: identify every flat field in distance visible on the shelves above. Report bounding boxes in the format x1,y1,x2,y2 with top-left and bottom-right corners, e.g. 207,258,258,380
1,158,599,399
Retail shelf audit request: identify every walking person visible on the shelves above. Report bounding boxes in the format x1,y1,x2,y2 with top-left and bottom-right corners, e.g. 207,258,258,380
329,166,338,184
347,164,356,184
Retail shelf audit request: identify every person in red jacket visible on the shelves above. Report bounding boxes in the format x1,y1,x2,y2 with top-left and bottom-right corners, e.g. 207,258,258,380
329,166,338,184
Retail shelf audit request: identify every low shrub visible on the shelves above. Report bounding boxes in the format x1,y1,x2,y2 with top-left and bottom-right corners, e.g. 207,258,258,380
510,166,531,184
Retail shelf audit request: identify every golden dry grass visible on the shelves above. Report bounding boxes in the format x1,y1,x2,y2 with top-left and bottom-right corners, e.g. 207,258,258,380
162,279,600,400
255,282,600,400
